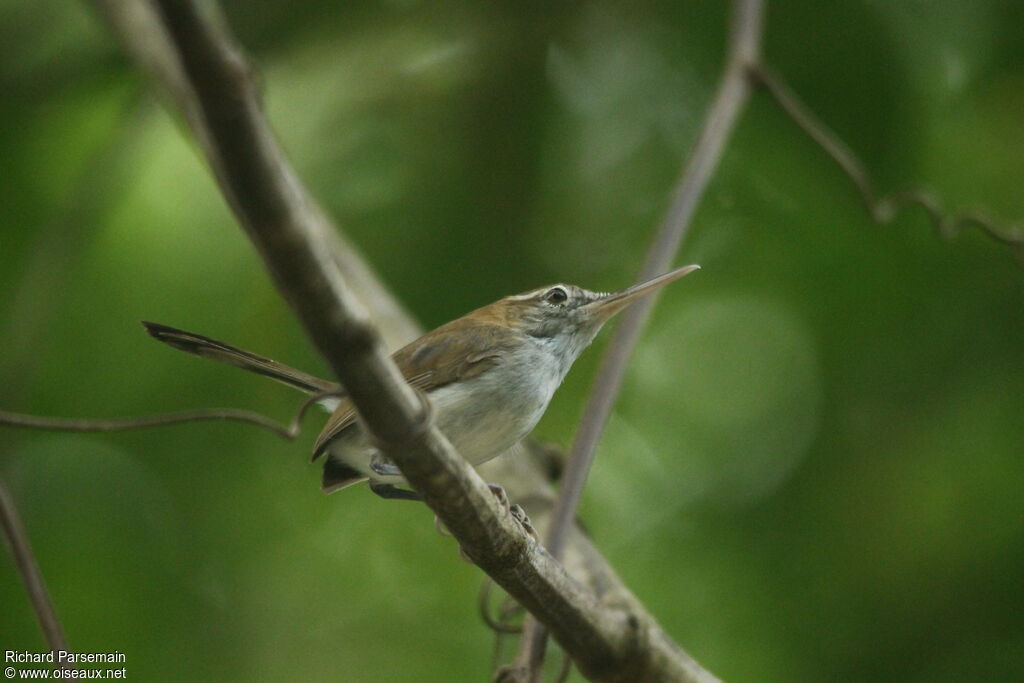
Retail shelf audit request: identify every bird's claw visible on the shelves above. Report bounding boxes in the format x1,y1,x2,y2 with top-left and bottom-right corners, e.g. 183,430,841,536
509,504,538,542
486,484,536,540
443,484,535,562
487,482,511,517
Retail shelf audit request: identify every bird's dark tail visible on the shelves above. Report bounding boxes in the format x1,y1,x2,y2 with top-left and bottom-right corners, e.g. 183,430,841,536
142,321,339,395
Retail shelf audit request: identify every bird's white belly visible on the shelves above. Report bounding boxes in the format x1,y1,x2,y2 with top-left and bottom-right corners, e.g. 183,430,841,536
327,342,565,483
430,375,546,465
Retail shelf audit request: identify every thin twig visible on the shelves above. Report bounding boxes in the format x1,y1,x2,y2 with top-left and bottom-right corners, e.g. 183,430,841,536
554,651,573,683
513,1,766,679
144,1,713,680
480,578,524,635
0,391,335,441
0,408,291,437
750,64,1024,263
0,479,71,665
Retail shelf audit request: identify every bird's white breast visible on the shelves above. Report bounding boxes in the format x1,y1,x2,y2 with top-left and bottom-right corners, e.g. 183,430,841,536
325,335,571,482
430,339,565,465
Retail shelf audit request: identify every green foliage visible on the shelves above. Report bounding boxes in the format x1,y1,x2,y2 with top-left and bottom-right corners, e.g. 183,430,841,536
2,1,1022,681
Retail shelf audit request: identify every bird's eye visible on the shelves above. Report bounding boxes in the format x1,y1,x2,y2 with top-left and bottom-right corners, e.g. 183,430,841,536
544,287,568,305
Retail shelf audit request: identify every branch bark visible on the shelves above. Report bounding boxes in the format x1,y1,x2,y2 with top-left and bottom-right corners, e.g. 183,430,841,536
551,0,764,562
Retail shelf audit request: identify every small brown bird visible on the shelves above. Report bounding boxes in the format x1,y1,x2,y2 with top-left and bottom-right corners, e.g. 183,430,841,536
144,265,698,500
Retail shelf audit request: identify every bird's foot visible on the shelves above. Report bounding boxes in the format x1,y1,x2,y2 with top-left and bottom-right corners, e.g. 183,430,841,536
509,504,538,542
445,485,536,562
485,483,536,540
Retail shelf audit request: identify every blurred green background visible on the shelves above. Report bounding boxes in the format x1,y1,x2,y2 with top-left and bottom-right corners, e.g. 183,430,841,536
2,1,1023,681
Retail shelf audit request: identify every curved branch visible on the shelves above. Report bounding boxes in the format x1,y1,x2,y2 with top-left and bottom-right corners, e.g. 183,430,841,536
750,64,1024,263
0,390,334,440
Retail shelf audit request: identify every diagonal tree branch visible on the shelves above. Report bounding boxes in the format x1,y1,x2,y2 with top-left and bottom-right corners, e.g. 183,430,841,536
510,1,766,678
0,479,71,665
97,0,718,680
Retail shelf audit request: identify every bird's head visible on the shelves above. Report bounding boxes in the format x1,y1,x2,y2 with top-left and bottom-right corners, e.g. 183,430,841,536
494,264,700,362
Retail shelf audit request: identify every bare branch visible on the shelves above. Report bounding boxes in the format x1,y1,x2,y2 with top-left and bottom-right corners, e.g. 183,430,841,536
512,0,766,678
0,390,334,440
750,64,1024,263
480,578,525,635
0,479,71,663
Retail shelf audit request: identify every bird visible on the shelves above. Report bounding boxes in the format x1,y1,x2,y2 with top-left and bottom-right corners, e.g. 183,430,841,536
144,264,698,501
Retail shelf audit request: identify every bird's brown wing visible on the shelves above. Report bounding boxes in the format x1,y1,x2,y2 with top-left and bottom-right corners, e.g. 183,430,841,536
310,318,522,461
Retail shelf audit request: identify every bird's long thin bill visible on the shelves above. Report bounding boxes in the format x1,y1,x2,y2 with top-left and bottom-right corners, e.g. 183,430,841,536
586,264,700,317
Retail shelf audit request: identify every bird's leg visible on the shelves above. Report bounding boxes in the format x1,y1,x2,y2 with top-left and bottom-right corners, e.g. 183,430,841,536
369,465,535,539
367,455,421,500
369,454,402,477
368,482,422,501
